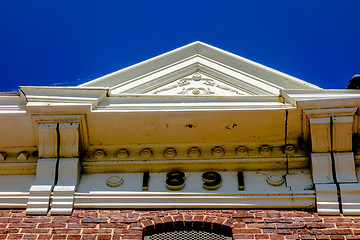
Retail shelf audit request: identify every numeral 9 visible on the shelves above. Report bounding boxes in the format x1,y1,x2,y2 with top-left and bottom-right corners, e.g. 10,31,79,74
166,171,185,190
202,171,222,190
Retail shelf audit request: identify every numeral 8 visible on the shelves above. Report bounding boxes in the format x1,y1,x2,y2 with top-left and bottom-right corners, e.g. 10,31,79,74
166,171,185,190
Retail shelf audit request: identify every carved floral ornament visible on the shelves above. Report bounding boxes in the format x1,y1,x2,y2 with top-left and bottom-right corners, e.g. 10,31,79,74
89,145,297,159
151,73,245,96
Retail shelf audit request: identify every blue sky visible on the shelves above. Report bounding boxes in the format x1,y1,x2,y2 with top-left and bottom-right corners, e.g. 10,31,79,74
0,1,359,92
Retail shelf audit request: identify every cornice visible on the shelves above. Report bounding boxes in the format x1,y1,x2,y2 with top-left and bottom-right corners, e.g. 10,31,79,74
281,89,360,108
2,87,360,113
95,95,291,112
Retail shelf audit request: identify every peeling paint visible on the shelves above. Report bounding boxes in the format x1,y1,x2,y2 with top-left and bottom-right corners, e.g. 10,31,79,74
226,123,237,130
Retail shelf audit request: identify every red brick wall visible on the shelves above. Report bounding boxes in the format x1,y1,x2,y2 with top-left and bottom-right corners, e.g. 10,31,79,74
0,209,358,239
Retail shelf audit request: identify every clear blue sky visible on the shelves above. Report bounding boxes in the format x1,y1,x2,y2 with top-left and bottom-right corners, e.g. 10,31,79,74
1,1,359,92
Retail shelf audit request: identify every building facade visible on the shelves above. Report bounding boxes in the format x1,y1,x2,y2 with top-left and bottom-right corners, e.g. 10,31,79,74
0,42,360,239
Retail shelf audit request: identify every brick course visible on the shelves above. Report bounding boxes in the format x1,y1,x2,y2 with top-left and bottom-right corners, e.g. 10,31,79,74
0,209,358,239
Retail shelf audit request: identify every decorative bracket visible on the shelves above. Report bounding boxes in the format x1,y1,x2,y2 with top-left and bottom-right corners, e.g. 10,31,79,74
334,152,357,183
310,153,334,184
26,158,57,215
37,123,57,158
59,123,80,158
332,116,354,152
32,114,88,155
26,115,86,215
305,108,358,215
51,158,80,215
309,117,331,153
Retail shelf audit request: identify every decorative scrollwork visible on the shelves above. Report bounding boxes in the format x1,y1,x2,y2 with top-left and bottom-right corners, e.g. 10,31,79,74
202,79,215,86
152,72,244,96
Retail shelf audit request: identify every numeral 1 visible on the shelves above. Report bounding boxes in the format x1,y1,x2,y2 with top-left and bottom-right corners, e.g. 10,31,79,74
238,171,244,190
142,172,149,191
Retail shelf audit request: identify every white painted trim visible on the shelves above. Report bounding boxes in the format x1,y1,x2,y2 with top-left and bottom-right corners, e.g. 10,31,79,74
51,158,80,215
315,184,340,215
334,153,357,183
340,183,360,215
311,153,334,184
26,158,57,215
79,42,320,91
73,191,315,209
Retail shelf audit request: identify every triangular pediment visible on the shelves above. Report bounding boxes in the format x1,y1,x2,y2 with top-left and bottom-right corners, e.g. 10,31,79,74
79,42,320,96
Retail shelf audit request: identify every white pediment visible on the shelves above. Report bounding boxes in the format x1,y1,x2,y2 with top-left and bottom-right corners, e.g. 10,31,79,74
79,42,321,96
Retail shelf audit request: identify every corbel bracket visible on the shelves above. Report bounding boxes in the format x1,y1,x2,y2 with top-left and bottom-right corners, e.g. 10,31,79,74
33,114,88,157
305,108,358,215
26,158,57,215
51,158,80,215
26,115,86,215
